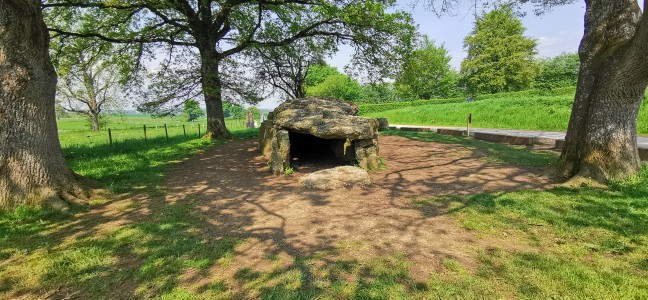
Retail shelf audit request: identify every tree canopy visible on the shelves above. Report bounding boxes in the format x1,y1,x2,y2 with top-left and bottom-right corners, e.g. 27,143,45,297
44,0,416,138
535,53,580,91
460,5,539,95
306,73,363,102
395,36,460,99
182,99,205,122
53,38,132,131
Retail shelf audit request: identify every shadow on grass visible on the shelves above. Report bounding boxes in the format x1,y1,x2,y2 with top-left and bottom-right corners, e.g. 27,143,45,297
384,129,558,168
0,201,241,298
416,165,648,252
62,129,259,194
0,129,258,298
3,128,647,299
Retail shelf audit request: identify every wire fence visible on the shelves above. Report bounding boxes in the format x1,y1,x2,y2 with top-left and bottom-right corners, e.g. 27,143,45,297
58,118,251,148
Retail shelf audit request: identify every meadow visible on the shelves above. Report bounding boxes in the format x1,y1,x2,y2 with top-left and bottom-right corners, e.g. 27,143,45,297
362,89,648,134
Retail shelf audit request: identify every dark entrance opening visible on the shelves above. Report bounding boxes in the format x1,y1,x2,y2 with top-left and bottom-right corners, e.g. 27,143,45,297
289,132,353,169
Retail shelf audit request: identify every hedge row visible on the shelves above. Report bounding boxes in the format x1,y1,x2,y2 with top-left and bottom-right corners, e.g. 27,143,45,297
357,87,577,115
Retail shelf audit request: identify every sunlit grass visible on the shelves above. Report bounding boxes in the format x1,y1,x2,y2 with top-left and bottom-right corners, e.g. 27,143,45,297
2,125,648,298
384,129,558,167
364,91,648,134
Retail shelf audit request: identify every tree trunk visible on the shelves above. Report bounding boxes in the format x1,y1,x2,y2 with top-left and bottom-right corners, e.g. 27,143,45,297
90,112,100,132
0,0,90,210
199,49,232,139
557,0,648,182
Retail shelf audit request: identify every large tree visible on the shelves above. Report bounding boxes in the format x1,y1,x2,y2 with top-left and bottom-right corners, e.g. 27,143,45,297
395,36,460,99
0,0,90,210
460,5,539,95
44,0,415,139
428,0,648,182
250,39,333,100
53,39,131,131
557,0,648,181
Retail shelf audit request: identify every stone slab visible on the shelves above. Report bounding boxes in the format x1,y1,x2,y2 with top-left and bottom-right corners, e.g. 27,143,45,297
436,129,467,136
473,132,538,145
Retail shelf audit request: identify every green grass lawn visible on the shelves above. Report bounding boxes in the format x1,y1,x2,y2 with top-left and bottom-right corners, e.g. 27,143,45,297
57,115,248,146
385,130,648,298
364,90,648,135
2,128,648,299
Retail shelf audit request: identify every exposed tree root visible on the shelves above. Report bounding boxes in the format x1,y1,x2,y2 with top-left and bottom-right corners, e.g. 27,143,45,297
559,175,607,188
43,175,108,212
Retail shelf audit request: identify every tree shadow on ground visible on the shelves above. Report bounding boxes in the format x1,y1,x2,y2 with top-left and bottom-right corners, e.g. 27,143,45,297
3,131,644,299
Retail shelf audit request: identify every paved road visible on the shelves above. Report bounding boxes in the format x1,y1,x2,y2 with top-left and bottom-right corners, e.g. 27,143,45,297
390,125,648,149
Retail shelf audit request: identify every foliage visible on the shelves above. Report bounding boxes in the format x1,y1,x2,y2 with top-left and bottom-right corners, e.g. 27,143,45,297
460,5,540,95
44,0,416,132
182,100,205,122
304,64,341,88
358,83,399,103
284,166,295,176
51,37,133,131
249,39,334,100
395,36,461,99
246,106,261,120
223,102,245,119
535,53,580,91
306,74,363,102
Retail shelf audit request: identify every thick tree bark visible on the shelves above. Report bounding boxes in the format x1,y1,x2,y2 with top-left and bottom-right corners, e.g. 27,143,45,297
90,111,100,132
199,47,232,139
558,0,648,182
0,0,90,210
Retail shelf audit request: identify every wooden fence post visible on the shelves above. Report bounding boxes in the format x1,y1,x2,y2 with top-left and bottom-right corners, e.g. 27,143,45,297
467,113,472,137
108,128,113,147
198,123,201,138
183,124,186,138
164,123,169,142
143,125,147,142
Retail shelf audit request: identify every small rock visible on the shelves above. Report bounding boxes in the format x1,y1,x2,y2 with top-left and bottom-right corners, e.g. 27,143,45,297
300,166,373,190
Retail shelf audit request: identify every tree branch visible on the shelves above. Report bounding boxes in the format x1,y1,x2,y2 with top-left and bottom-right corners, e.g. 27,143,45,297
48,28,196,47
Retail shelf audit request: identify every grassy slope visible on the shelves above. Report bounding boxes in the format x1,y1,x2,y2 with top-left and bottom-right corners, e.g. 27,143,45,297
363,91,648,135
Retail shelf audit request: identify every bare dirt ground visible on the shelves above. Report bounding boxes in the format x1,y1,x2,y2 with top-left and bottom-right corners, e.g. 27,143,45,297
161,135,552,289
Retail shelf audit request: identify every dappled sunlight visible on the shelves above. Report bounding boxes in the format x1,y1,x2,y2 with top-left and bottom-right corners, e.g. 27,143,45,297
4,132,645,298
150,134,555,295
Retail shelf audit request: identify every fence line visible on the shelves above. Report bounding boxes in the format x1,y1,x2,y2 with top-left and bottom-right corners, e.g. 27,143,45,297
59,117,255,148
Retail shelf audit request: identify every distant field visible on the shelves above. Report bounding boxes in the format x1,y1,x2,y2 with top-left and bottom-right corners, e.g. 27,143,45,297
57,115,248,147
363,90,648,135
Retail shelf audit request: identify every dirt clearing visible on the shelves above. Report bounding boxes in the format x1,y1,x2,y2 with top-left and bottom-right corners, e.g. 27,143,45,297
162,135,551,292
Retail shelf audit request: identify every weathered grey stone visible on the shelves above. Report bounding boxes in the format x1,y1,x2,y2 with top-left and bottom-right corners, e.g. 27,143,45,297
375,118,389,131
270,130,291,174
355,138,381,169
258,120,276,158
272,97,378,140
300,166,372,189
260,96,381,175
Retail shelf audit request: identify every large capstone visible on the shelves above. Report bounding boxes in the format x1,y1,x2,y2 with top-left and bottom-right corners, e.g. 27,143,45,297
259,97,382,174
